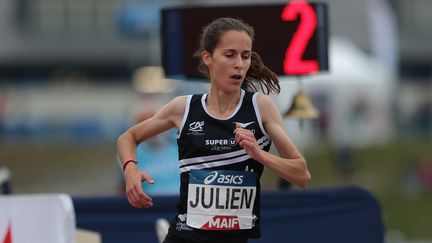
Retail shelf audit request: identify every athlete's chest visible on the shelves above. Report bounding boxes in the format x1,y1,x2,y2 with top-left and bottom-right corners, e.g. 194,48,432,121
182,116,260,153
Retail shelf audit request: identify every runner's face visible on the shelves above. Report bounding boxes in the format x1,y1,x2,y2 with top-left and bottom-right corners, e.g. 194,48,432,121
203,30,252,93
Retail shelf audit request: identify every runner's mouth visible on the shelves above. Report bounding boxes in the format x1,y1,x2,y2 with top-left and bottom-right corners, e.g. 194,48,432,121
231,74,242,80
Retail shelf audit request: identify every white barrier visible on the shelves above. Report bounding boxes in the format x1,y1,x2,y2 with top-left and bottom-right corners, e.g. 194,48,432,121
0,194,75,243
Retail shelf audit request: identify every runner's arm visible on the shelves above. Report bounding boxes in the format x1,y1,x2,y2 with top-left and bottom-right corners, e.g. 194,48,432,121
235,94,310,188
117,96,187,208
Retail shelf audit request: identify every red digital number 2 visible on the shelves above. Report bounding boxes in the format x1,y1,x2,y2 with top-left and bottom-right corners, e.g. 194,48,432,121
282,1,319,75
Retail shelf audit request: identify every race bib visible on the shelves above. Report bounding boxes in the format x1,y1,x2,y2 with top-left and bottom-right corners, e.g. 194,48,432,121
186,170,257,230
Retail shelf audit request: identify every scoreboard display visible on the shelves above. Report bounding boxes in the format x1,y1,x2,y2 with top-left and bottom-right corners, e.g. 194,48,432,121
161,1,328,78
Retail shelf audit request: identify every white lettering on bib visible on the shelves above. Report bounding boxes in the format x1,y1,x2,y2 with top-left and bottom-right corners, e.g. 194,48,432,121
186,170,257,230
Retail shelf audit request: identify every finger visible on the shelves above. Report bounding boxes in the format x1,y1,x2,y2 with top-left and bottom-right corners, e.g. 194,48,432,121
236,131,247,144
126,186,142,208
239,135,258,152
235,127,251,135
139,189,153,203
125,178,152,207
127,195,142,208
234,122,244,135
132,185,153,208
241,139,255,149
236,129,255,140
141,172,155,184
125,192,136,207
131,179,153,202
236,129,254,144
139,193,153,208
235,127,246,142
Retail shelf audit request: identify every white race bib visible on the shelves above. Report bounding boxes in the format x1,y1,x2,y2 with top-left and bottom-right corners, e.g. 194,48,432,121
186,170,257,230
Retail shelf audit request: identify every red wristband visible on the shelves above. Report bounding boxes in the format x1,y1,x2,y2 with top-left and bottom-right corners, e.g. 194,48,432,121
122,159,137,172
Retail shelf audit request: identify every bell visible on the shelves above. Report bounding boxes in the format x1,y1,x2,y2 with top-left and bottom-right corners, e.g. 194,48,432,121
284,91,319,119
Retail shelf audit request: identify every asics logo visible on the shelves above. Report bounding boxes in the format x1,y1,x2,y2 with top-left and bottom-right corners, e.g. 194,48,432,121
189,121,204,132
203,171,244,185
204,171,218,184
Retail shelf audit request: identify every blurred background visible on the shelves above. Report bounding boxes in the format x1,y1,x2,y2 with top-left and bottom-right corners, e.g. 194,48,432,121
0,0,431,242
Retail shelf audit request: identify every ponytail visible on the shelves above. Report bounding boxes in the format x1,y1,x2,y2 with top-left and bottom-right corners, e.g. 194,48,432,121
242,51,280,95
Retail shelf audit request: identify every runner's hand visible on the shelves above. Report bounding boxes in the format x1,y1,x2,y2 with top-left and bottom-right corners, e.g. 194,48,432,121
123,164,154,208
235,123,264,161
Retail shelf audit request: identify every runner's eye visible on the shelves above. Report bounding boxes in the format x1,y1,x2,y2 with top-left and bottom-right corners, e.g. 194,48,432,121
242,53,251,59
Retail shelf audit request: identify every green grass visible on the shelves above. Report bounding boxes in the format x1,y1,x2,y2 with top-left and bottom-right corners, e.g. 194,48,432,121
302,138,432,240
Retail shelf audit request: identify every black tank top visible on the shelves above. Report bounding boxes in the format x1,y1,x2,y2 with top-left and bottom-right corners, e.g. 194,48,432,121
168,89,272,243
